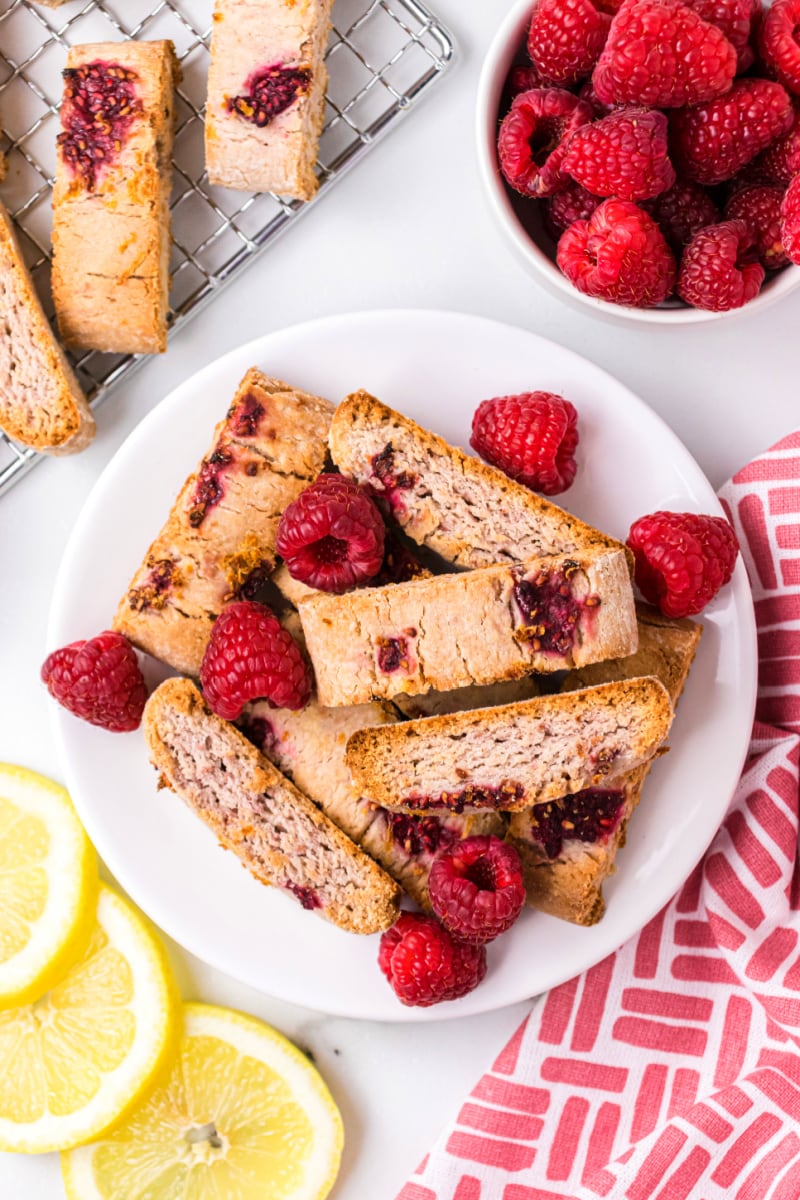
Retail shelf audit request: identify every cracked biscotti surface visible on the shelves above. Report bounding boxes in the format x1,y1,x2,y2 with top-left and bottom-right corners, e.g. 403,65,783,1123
298,547,637,707
329,391,629,568
144,677,400,934
0,203,94,454
345,676,674,814
113,369,333,675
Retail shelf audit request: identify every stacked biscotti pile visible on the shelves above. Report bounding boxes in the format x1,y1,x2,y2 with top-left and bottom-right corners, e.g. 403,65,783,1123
117,371,700,943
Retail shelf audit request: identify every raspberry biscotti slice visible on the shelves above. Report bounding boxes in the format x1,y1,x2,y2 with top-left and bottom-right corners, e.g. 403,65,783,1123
345,677,674,814
298,547,636,707
329,392,628,568
0,204,94,454
114,370,333,676
52,41,179,354
144,678,400,934
507,607,702,925
206,0,333,199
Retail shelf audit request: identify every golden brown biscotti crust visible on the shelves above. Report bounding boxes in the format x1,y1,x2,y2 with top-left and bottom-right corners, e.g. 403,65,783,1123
144,677,400,935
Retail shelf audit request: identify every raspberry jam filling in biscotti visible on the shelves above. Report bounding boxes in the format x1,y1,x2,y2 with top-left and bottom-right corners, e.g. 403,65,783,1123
58,61,141,189
226,392,266,438
285,881,322,910
369,444,419,513
528,787,626,858
380,811,459,859
512,561,600,655
128,557,178,612
188,444,235,528
226,63,312,127
404,782,526,815
376,632,416,675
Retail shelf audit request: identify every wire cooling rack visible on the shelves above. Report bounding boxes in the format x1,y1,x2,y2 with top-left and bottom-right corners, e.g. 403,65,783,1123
0,0,454,496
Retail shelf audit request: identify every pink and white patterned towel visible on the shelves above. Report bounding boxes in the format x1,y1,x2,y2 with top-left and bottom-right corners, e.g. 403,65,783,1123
397,429,800,1200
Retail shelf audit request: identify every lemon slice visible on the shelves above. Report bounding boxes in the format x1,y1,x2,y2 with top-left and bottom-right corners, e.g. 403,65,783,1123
0,883,178,1153
0,763,97,1009
62,1002,344,1200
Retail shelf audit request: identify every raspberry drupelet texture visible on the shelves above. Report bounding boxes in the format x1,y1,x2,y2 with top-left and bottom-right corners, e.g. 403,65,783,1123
627,511,739,617
671,79,794,186
470,391,579,495
545,181,603,238
526,0,612,88
428,836,526,945
497,88,594,197
41,631,147,733
592,0,737,109
781,175,800,263
758,105,800,184
276,473,385,593
200,601,311,719
562,107,676,201
651,178,720,252
578,76,619,116
378,913,487,1007
758,0,800,95
557,198,677,307
677,220,765,310
683,0,755,59
508,64,543,97
724,185,788,269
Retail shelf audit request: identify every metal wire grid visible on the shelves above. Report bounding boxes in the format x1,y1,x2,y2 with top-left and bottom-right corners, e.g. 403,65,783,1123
0,0,454,496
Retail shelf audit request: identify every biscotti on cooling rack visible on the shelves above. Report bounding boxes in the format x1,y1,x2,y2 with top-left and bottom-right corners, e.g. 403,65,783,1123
506,607,702,925
114,370,333,675
345,677,674,814
0,203,95,454
52,40,179,355
206,0,333,199
144,677,400,934
329,391,629,568
298,546,637,707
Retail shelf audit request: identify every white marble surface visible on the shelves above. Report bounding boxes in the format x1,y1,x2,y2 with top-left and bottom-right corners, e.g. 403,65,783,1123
1,0,798,1196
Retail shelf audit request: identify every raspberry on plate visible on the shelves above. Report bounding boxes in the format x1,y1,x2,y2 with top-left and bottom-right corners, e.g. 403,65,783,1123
557,198,677,307
562,108,676,201
592,0,737,109
759,0,800,95
41,631,147,733
781,174,800,264
526,0,612,88
758,104,800,185
276,473,385,593
724,184,788,269
470,391,579,495
545,181,602,238
200,600,311,719
497,88,594,197
671,79,794,186
428,836,526,945
627,511,739,617
378,913,487,1007
651,177,720,251
677,219,765,310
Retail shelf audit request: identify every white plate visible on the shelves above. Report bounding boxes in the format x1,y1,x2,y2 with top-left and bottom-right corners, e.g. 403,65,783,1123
48,310,757,1022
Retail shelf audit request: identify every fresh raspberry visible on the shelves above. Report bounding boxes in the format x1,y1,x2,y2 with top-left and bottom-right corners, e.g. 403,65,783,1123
781,174,800,263
41,631,147,733
671,79,793,186
508,63,543,97
578,77,618,116
470,391,579,495
759,0,800,95
651,177,720,251
428,836,526,945
627,511,739,617
677,219,765,309
562,108,676,201
545,181,602,238
724,184,788,267
200,601,311,719
527,0,612,87
682,0,754,56
378,913,487,1007
759,104,800,184
557,198,677,307
497,88,594,197
592,0,737,109
276,474,385,593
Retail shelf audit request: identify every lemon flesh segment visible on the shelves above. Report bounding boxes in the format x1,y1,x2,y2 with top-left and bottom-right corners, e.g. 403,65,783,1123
62,1002,344,1200
0,883,178,1153
0,764,97,1008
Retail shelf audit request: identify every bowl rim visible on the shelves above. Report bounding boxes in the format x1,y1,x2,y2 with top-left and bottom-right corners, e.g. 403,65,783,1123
475,0,800,326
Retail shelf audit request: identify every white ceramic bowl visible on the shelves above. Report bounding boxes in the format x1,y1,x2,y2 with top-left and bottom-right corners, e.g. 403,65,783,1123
476,0,800,325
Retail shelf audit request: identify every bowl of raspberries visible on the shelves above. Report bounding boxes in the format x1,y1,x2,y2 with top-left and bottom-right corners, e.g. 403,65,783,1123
477,0,800,319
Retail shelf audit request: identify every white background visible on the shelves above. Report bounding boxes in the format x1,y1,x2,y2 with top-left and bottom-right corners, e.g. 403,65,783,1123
1,0,798,1196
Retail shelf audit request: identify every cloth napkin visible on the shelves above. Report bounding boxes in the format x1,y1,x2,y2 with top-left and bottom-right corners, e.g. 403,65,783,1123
397,429,800,1200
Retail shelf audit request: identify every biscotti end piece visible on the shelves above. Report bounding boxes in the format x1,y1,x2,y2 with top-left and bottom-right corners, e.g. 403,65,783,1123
329,391,629,569
206,0,333,199
52,40,180,355
345,677,674,814
0,204,95,454
144,677,400,934
113,370,333,675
